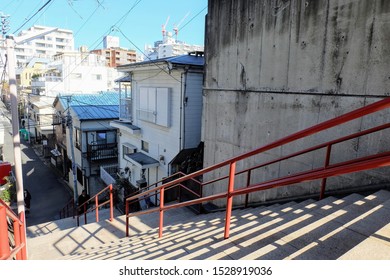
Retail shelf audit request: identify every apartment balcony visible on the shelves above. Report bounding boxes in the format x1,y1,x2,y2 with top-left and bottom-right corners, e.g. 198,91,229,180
120,98,132,121
86,143,118,161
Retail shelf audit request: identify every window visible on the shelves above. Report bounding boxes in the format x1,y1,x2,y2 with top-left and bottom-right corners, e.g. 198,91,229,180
75,128,82,150
92,74,102,80
122,143,136,159
70,73,82,79
96,132,106,144
141,140,149,153
92,131,116,145
137,87,170,127
77,167,83,186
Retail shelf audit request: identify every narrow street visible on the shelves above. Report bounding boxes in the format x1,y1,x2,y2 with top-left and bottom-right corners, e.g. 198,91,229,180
1,101,72,226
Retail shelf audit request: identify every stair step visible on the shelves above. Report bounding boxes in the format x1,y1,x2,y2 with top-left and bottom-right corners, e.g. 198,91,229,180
28,190,390,260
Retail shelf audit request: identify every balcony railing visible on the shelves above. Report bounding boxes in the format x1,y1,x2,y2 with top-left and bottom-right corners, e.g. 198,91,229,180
86,143,118,161
100,164,118,185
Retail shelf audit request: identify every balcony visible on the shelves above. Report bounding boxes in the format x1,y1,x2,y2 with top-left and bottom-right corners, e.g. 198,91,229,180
120,98,132,121
86,143,118,161
100,164,118,186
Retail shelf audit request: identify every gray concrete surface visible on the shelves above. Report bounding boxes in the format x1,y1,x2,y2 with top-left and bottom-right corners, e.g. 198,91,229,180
26,190,390,260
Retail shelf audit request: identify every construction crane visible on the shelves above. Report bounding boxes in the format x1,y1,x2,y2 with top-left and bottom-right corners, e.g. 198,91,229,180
161,16,170,39
173,12,190,40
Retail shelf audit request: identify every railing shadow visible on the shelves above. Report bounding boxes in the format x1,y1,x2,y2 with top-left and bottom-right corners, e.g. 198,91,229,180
62,190,390,260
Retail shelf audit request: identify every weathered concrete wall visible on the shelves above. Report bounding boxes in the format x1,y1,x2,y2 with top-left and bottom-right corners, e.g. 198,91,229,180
203,0,390,207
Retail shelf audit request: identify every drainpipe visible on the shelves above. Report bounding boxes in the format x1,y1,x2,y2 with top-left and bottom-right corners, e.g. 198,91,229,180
180,69,189,151
179,73,184,151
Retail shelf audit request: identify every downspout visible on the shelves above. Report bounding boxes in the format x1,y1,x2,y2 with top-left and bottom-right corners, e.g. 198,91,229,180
183,69,188,150
179,73,184,151
180,69,189,151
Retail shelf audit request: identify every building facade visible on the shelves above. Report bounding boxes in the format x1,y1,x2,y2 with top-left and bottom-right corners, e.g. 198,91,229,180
144,32,204,60
109,52,204,210
91,48,137,68
53,92,119,196
31,49,120,96
14,25,74,67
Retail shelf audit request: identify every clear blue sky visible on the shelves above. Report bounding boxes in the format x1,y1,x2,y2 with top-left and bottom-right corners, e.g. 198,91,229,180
0,0,207,53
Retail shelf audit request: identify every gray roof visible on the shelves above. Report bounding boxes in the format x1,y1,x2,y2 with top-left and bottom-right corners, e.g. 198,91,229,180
118,51,204,70
125,152,159,168
115,75,132,83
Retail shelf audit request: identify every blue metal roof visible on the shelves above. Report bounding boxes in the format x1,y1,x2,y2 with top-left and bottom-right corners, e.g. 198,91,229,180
58,92,119,120
72,105,119,120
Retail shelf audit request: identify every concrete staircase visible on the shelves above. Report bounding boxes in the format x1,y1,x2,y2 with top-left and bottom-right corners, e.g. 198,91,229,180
26,190,390,260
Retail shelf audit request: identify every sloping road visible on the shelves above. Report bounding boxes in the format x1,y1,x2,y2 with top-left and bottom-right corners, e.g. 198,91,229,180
1,101,72,226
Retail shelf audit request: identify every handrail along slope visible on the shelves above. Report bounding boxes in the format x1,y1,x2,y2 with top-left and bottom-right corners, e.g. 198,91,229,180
125,98,390,239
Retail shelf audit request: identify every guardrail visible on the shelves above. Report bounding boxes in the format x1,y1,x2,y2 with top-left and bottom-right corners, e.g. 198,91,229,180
125,98,390,239
59,184,115,226
0,199,27,260
77,184,114,226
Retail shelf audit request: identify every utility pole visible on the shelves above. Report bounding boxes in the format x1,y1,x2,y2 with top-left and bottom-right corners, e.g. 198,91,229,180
5,35,25,214
66,96,79,205
2,25,58,215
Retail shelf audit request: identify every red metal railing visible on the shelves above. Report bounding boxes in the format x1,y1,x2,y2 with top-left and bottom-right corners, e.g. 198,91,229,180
76,184,114,226
0,199,27,260
58,184,115,226
125,98,390,239
59,198,75,219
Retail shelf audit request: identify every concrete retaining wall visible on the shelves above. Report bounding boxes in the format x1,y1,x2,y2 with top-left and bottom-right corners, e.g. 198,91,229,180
203,0,390,206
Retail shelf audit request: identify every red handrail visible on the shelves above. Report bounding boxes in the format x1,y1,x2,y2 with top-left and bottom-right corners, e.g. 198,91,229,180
76,184,114,226
0,199,27,260
125,98,390,239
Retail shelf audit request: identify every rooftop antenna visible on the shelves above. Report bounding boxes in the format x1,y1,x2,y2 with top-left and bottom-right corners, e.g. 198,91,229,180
173,12,189,40
161,16,170,39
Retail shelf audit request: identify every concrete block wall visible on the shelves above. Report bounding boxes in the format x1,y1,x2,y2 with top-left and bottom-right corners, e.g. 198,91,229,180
202,0,390,206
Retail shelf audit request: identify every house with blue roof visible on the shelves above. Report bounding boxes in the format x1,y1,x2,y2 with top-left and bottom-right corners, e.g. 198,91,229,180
109,51,204,211
52,92,119,197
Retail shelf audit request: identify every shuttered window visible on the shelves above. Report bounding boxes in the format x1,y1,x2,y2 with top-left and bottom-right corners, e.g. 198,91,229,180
137,87,170,127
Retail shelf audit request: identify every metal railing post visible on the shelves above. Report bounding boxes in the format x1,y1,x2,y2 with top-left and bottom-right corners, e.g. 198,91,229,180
320,144,332,200
125,200,129,237
109,184,114,221
0,206,10,259
84,205,87,225
244,169,252,208
224,162,236,239
19,212,27,260
159,187,165,238
13,218,21,260
95,195,99,222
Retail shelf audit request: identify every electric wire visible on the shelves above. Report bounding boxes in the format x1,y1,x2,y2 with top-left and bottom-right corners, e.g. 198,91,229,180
12,0,53,34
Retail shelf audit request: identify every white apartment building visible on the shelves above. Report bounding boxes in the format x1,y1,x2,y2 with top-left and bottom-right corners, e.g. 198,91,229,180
31,50,120,96
14,25,74,66
144,32,204,60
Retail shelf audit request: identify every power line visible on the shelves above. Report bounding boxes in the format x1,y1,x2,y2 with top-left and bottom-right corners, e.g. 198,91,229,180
114,26,182,83
12,0,53,34
180,6,207,32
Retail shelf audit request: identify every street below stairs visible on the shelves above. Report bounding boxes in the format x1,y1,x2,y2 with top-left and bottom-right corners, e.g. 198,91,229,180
1,100,72,226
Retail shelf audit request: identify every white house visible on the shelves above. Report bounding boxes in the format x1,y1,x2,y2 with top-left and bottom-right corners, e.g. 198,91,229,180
109,52,204,208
